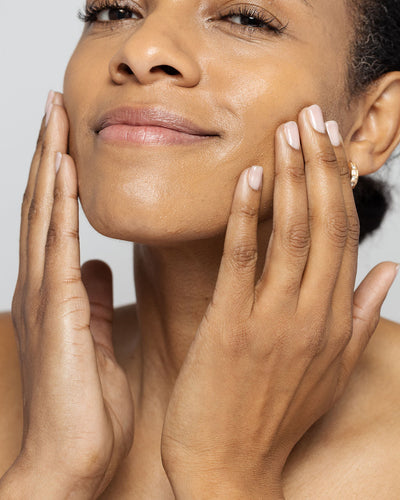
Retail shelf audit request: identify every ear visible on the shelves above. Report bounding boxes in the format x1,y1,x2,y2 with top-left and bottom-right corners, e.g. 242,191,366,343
345,72,400,176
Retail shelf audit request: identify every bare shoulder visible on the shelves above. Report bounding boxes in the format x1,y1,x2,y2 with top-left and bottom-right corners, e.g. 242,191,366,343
0,312,23,477
284,317,400,498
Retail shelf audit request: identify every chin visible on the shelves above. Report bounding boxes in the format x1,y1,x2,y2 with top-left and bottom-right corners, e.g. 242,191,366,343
79,182,234,246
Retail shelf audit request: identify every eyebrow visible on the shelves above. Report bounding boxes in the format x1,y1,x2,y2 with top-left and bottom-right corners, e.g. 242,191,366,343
301,0,313,7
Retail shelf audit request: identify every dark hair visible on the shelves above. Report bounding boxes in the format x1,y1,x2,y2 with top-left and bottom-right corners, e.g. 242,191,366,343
347,0,399,241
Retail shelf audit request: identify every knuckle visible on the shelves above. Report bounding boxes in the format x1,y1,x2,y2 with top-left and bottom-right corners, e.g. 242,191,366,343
339,161,350,179
325,211,348,247
89,300,113,325
40,141,53,158
219,322,251,357
298,316,326,357
229,243,258,269
311,149,338,169
286,164,306,184
346,213,360,247
46,223,79,250
327,319,353,355
53,186,64,203
27,199,41,224
280,220,310,257
281,277,301,297
60,296,89,320
236,203,258,219
303,330,325,357
45,223,58,249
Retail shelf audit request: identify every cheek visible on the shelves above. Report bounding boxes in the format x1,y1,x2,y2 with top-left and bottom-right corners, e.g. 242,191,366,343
61,38,342,244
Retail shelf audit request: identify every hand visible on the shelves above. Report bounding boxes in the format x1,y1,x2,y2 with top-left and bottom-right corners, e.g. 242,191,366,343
9,92,134,498
160,105,398,499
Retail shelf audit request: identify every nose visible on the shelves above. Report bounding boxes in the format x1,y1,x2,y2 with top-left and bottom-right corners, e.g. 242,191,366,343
109,14,201,88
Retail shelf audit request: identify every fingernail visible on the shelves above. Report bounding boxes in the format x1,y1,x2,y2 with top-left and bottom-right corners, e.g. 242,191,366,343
248,166,263,191
395,264,400,280
326,121,342,147
53,93,64,106
45,103,53,127
45,90,55,116
307,104,326,134
284,121,301,150
55,152,63,174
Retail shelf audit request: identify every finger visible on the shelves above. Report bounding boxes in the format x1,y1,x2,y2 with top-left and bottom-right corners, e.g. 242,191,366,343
211,166,263,316
42,154,82,306
81,260,115,360
26,98,69,291
340,262,398,386
298,105,347,305
18,91,54,285
326,121,360,321
255,121,309,308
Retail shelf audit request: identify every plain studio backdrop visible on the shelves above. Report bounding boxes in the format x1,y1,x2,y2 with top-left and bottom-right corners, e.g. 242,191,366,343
1,1,399,322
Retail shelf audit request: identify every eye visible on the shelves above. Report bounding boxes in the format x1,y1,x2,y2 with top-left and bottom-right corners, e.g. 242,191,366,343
97,8,140,22
220,5,286,35
78,2,142,24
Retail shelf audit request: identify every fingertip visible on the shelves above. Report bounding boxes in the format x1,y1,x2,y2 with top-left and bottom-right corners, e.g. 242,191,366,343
82,259,112,277
56,154,77,190
55,152,63,175
53,92,64,107
81,260,113,303
355,261,399,312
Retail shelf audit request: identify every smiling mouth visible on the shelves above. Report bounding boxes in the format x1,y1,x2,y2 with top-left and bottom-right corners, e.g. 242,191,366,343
95,106,220,146
98,124,216,145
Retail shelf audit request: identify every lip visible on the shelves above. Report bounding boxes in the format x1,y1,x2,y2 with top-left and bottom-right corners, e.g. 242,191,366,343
95,106,220,145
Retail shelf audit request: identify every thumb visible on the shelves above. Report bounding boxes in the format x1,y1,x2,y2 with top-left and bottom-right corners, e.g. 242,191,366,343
340,261,398,385
81,259,115,360
353,261,399,332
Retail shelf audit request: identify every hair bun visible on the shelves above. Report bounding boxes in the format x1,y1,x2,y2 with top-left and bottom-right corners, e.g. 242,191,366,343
354,176,391,242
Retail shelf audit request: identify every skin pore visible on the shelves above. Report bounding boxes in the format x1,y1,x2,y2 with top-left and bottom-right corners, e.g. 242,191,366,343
0,0,400,499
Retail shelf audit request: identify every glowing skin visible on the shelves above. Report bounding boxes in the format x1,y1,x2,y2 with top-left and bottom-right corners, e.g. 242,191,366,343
58,1,400,496
63,0,354,379
64,0,352,243
3,0,400,498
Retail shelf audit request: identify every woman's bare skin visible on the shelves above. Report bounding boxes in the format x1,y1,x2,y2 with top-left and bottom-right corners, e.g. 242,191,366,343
1,309,400,498
2,0,400,497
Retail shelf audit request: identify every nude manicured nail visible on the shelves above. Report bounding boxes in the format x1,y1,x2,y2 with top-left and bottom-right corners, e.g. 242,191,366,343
284,121,301,150
45,90,55,115
248,166,263,191
326,121,342,147
55,152,63,174
307,104,326,134
53,93,64,106
45,103,53,127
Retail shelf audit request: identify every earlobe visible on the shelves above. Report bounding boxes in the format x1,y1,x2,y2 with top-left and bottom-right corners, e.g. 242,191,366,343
345,72,400,176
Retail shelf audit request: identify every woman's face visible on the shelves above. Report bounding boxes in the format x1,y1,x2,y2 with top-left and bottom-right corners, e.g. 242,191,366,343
64,0,353,244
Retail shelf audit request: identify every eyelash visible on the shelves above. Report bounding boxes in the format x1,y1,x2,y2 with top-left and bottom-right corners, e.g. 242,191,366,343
78,1,287,35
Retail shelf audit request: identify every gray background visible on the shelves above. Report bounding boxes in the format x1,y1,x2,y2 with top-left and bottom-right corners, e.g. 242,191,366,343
1,1,399,321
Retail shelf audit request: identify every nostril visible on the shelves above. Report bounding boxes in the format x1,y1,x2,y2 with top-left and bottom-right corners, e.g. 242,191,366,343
118,63,134,75
151,65,180,76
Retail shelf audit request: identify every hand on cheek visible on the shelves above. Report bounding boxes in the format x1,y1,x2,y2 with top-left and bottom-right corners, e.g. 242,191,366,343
160,104,399,499
10,91,135,498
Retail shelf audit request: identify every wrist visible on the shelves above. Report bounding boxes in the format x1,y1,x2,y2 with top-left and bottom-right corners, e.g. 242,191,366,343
168,473,285,500
0,456,98,500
